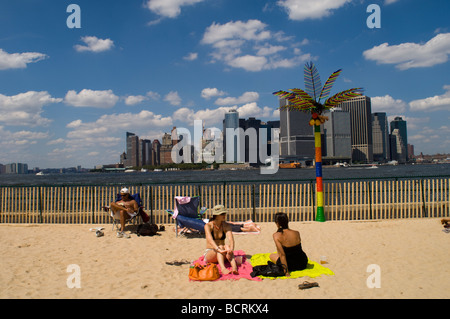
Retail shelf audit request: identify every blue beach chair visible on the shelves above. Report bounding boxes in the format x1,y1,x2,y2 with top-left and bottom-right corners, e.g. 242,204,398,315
166,196,207,237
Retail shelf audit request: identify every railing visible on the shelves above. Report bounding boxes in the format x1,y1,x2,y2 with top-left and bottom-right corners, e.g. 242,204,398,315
0,176,449,224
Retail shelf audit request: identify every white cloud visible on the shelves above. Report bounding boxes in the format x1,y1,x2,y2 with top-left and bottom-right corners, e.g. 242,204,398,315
64,89,119,108
277,0,352,21
125,95,148,105
255,44,286,56
67,111,172,139
215,91,259,106
164,91,182,106
0,49,48,70
74,36,114,53
202,20,271,45
183,52,198,61
228,55,268,72
409,85,450,111
384,0,400,4
146,91,161,100
0,126,50,163
202,19,311,72
371,95,407,113
0,91,61,126
201,88,226,100
363,33,450,70
144,0,206,18
123,91,161,105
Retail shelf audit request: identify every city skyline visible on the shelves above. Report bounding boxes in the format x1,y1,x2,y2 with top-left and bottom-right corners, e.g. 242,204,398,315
1,0,449,168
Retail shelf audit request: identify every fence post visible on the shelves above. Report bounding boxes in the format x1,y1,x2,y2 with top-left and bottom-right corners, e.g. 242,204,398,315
367,181,372,220
420,179,428,217
38,187,43,223
252,184,256,222
149,185,154,224
310,180,315,221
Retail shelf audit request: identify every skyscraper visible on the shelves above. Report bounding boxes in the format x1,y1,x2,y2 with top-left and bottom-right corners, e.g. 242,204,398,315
390,116,408,160
322,108,352,162
125,132,139,167
279,98,315,161
223,109,240,163
338,96,373,163
372,112,390,162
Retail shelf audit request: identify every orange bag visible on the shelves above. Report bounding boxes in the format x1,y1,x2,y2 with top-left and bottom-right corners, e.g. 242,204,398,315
189,263,220,281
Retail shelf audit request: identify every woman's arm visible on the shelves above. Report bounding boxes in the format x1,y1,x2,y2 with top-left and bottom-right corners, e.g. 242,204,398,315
273,234,289,276
204,223,220,250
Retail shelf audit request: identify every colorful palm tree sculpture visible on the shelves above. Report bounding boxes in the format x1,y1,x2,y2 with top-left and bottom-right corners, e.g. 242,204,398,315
274,62,363,222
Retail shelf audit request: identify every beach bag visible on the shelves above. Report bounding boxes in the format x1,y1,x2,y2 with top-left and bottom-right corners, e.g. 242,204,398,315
136,223,158,236
250,261,286,277
139,209,150,223
189,263,220,281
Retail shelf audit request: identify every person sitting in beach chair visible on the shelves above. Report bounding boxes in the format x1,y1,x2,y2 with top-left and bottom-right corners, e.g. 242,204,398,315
105,188,147,238
269,212,308,277
204,205,239,275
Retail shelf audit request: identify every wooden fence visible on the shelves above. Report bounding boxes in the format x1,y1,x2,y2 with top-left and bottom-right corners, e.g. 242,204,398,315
0,177,449,224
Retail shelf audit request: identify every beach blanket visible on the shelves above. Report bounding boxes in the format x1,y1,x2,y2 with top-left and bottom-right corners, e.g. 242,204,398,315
250,253,334,280
191,250,262,282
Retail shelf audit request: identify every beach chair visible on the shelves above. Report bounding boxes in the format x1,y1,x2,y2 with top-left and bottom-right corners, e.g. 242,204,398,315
108,193,149,231
166,196,207,237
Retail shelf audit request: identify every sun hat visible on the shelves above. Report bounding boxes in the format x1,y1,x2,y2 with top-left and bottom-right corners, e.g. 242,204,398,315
120,187,129,194
212,205,227,216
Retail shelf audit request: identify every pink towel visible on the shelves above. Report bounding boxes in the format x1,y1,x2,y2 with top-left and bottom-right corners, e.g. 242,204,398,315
191,250,262,282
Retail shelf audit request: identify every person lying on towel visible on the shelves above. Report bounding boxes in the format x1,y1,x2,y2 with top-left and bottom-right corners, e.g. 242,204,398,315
269,212,308,277
204,205,239,275
228,220,261,233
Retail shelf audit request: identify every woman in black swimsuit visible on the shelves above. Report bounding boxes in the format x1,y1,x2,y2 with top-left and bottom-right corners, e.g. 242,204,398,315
269,212,308,276
204,205,238,275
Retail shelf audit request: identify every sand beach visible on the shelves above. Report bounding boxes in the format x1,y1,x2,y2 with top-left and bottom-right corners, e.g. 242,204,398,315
0,218,449,299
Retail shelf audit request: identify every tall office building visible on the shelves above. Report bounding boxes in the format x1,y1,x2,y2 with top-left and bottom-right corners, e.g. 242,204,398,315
322,108,352,162
139,139,152,166
372,112,390,162
390,116,408,160
4,163,28,174
338,96,373,163
279,98,315,161
125,132,139,167
223,109,240,163
391,128,407,162
160,133,174,164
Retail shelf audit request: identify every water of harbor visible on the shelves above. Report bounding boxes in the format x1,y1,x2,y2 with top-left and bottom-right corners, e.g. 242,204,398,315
1,163,449,187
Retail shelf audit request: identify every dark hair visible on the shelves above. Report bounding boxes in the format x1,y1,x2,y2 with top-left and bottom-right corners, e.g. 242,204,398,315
274,212,289,233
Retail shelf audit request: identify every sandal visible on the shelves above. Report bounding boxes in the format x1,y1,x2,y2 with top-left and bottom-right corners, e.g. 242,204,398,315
298,281,319,290
166,259,190,266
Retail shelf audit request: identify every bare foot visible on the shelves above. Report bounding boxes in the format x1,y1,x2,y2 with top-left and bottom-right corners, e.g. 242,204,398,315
222,268,230,275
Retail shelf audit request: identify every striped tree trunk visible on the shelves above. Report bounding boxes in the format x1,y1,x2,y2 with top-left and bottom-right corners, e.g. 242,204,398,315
314,124,326,222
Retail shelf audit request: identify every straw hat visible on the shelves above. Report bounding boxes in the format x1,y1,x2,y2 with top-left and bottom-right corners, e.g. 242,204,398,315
212,205,227,216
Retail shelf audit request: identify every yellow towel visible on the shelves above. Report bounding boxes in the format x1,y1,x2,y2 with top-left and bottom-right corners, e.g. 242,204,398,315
250,253,335,280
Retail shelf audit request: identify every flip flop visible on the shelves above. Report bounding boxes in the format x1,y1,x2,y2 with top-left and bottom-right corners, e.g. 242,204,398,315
298,281,319,290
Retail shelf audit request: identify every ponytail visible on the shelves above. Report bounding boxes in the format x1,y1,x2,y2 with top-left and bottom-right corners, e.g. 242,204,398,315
274,212,289,233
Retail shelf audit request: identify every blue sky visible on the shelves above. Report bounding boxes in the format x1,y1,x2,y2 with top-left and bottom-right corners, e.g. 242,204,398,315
0,0,449,168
